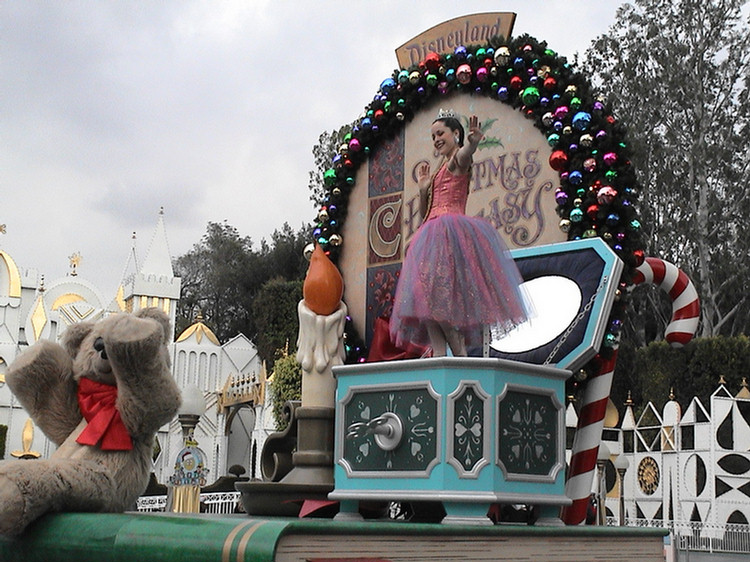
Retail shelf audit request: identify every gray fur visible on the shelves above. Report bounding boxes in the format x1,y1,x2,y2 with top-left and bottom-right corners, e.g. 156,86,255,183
0,308,181,535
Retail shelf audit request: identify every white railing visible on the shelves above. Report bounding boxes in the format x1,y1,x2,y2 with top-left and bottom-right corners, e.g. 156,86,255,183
202,491,243,514
614,518,750,554
136,491,242,515
136,495,168,512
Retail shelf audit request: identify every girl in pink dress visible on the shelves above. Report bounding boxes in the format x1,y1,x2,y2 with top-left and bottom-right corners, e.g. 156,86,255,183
390,113,528,357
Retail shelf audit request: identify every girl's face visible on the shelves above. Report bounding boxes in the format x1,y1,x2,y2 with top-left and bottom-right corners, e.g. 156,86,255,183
431,121,458,156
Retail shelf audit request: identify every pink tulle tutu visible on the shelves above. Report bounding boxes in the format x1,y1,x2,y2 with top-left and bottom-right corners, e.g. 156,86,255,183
390,164,528,350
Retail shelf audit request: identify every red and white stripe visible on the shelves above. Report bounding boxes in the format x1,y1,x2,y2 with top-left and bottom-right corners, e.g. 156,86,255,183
563,257,699,524
633,257,700,347
562,351,617,525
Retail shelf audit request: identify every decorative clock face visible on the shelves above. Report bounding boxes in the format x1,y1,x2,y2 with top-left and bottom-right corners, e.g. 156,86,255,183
638,456,660,495
341,385,439,474
497,389,559,477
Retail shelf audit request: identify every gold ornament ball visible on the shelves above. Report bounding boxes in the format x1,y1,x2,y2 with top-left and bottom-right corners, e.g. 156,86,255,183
303,243,315,261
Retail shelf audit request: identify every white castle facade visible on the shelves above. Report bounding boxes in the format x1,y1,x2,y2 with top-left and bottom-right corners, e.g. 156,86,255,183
3,212,749,541
566,382,750,532
0,212,275,486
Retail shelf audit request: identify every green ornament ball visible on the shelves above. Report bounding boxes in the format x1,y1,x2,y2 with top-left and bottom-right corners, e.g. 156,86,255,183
521,86,540,106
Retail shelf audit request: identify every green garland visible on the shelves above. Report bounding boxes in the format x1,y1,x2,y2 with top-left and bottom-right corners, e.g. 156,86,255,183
313,34,645,375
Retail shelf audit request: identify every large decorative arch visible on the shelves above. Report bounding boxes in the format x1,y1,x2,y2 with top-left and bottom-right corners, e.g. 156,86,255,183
312,34,645,365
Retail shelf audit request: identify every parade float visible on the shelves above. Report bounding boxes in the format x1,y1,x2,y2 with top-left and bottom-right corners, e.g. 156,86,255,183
0,12,701,561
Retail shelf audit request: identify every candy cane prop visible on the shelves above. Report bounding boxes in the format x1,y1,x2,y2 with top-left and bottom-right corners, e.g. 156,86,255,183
562,351,617,525
633,257,700,347
563,257,700,524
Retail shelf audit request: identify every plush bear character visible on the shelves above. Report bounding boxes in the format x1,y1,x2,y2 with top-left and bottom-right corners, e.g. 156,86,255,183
0,307,181,535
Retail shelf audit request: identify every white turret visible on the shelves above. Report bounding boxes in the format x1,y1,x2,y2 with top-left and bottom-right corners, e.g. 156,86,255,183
122,208,181,329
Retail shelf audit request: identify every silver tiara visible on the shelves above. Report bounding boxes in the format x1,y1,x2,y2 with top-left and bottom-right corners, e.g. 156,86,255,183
436,108,456,119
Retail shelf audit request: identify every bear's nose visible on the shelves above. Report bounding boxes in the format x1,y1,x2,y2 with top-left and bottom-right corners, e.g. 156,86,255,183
94,337,108,360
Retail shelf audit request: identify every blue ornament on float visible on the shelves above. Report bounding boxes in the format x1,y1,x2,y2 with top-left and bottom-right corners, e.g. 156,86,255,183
572,111,592,131
379,78,396,94
568,170,583,185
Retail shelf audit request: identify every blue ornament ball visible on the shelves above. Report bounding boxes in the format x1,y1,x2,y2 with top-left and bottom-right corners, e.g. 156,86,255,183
572,111,592,131
379,78,396,94
568,170,583,185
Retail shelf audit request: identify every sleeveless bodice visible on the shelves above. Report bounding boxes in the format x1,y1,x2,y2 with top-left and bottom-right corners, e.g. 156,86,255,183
427,164,469,220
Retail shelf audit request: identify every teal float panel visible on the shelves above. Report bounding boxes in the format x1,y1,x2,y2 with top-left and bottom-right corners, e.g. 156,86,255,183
331,357,571,507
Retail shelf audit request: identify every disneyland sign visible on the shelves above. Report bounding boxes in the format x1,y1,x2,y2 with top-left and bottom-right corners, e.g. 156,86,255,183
395,13,516,69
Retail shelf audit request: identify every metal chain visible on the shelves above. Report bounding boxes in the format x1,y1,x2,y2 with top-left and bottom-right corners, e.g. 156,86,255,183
543,275,609,365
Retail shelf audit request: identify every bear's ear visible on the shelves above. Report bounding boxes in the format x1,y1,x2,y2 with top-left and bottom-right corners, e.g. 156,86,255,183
135,307,172,343
61,322,95,357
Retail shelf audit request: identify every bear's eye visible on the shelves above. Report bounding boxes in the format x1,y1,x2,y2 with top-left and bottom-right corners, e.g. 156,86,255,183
93,337,108,360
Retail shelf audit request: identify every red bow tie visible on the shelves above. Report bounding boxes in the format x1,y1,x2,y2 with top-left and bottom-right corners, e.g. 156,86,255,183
76,377,133,451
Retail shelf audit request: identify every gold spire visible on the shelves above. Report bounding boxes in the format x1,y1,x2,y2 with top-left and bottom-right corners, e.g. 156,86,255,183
69,252,82,276
719,374,727,385
737,377,750,400
669,387,675,401
625,391,633,407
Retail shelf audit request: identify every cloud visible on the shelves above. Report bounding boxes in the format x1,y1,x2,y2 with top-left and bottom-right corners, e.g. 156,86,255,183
1,0,621,294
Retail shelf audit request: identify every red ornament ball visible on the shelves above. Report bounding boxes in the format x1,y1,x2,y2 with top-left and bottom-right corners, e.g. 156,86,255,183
423,52,441,73
549,150,568,171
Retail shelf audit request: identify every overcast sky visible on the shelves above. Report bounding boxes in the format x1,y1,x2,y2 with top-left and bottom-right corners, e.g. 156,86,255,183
1,1,624,297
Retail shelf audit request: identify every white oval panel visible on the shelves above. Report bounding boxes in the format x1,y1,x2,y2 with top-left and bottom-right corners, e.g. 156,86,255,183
491,275,582,353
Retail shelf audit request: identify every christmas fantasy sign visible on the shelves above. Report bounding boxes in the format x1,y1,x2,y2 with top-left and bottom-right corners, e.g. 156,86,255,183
340,97,565,347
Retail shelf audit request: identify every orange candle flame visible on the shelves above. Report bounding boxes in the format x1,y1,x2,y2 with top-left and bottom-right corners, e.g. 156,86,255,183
303,244,343,315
